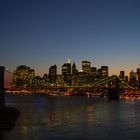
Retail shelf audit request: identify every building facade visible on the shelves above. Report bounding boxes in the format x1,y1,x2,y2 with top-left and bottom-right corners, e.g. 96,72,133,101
82,61,91,73
98,66,108,79
119,71,125,80
62,62,71,85
49,65,57,84
12,65,35,88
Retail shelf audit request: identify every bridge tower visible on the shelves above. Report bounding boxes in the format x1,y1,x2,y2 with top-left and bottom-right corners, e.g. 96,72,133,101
108,76,120,101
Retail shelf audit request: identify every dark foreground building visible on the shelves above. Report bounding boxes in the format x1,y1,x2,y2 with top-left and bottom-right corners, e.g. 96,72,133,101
0,66,19,130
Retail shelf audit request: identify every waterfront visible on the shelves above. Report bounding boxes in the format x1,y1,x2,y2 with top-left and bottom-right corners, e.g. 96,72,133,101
1,94,140,140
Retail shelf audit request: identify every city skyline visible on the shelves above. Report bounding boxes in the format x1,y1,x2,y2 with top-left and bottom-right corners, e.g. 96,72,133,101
1,0,140,76
4,59,140,88
4,58,140,75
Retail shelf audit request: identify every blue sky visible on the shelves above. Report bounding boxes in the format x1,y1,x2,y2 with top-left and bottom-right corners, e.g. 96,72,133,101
1,0,140,76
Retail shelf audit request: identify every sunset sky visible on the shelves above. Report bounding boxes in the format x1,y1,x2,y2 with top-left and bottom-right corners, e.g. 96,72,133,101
1,0,140,77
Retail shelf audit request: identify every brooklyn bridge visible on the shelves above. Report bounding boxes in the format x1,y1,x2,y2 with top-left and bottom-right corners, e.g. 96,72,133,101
9,75,140,100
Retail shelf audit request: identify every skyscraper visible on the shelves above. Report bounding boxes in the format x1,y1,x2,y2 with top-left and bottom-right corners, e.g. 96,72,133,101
101,66,109,77
12,65,35,88
49,65,57,84
91,67,97,76
62,63,71,75
98,66,109,79
82,61,91,73
119,71,125,79
72,62,78,75
129,70,137,87
62,62,71,85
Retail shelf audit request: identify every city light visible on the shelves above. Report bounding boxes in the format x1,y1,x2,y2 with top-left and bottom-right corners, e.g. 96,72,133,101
3,59,140,99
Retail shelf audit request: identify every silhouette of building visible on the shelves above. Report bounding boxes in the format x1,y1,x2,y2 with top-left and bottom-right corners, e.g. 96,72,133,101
49,65,57,84
82,61,91,73
129,70,137,87
72,62,78,75
0,66,5,107
0,66,19,130
137,67,140,80
125,76,129,83
119,71,125,80
137,67,140,89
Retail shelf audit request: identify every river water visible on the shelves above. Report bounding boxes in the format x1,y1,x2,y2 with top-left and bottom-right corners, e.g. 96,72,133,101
1,94,140,140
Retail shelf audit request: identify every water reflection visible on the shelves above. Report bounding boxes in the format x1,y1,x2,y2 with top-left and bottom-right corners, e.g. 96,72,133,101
87,105,94,126
1,95,140,140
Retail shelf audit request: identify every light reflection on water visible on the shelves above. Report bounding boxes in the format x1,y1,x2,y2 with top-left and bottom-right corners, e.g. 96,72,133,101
1,94,140,140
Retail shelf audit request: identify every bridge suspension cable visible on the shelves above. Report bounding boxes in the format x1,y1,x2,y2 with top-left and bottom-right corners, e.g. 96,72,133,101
118,78,136,89
89,75,136,90
91,75,117,87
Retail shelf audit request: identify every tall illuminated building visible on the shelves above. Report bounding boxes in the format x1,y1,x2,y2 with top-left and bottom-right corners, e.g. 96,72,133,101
49,65,57,84
76,71,87,85
82,61,91,73
101,66,108,77
12,65,35,88
98,66,109,79
62,62,71,75
62,61,71,85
